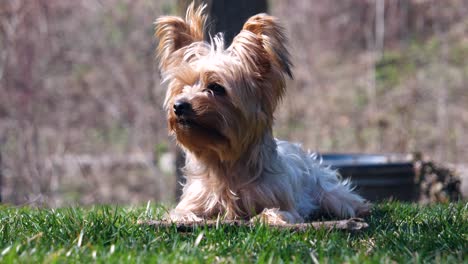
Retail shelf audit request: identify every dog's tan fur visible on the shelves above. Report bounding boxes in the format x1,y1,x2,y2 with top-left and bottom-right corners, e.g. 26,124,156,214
155,3,369,223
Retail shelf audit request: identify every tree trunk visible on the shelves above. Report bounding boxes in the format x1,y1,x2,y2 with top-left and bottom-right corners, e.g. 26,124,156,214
209,0,267,45
0,151,2,203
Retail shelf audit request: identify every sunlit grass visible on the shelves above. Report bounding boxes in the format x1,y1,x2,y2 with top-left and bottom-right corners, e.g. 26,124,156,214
0,202,466,263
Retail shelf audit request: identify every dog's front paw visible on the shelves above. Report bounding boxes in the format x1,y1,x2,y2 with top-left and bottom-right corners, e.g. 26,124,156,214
167,210,203,222
251,208,303,224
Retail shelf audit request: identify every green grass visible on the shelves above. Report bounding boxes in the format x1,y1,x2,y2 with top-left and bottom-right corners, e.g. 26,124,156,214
0,202,466,263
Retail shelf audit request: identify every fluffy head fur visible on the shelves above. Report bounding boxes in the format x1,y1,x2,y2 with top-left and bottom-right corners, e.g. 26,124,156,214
155,3,369,223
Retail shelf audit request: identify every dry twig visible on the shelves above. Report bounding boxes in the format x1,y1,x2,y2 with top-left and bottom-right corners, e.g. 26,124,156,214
138,218,369,232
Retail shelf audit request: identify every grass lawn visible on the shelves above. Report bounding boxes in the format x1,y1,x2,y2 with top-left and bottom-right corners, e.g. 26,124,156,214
0,202,466,263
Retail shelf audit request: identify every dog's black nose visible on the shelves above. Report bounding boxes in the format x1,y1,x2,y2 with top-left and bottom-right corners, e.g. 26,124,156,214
173,100,192,116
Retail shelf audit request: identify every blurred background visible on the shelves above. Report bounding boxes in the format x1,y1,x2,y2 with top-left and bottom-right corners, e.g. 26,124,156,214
0,0,467,206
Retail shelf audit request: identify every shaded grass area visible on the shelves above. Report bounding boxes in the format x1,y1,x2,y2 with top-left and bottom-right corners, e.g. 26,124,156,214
0,202,466,263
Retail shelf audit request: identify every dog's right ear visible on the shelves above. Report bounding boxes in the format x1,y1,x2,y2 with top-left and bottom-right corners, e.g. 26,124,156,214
155,3,207,73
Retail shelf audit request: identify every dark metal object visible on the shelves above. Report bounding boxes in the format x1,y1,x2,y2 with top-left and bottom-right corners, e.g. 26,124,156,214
320,154,418,202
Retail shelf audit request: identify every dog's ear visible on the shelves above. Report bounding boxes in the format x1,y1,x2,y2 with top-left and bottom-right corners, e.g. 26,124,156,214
155,3,207,73
229,14,292,115
229,14,292,79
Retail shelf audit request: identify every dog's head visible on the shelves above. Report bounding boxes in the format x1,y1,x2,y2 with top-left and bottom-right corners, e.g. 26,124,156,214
155,3,292,161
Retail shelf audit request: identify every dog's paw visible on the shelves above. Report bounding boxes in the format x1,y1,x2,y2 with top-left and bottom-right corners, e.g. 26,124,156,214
250,208,303,224
167,210,203,222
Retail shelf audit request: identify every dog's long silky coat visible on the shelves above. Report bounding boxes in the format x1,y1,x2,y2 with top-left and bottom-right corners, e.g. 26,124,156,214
155,4,369,223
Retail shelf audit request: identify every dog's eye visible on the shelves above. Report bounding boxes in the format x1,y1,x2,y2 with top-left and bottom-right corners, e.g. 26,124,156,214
206,83,226,96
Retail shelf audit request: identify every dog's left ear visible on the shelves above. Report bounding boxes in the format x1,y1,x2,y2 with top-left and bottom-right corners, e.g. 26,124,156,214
155,3,207,73
228,14,292,114
229,14,292,79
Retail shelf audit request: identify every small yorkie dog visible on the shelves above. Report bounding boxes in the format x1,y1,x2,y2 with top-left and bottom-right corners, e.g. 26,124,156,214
155,4,369,223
